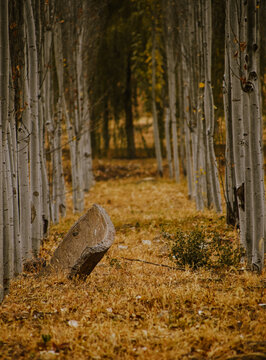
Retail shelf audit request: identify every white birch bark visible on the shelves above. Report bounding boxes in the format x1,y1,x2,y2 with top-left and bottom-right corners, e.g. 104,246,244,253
0,0,9,300
17,32,32,263
198,0,211,208
177,66,186,177
189,1,204,210
164,107,173,178
194,1,205,211
74,98,84,212
25,0,42,256
3,136,14,295
151,20,163,177
181,42,193,200
50,100,65,224
18,47,32,261
52,23,67,221
8,86,22,275
246,0,264,271
228,0,245,246
239,1,253,265
76,21,93,195
59,16,84,213
202,0,222,213
165,0,179,182
223,45,237,226
41,9,53,232
39,40,50,235
82,105,94,192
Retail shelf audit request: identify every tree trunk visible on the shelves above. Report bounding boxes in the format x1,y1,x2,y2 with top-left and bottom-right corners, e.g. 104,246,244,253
42,7,53,232
240,0,253,265
165,0,179,181
52,22,67,222
3,136,14,295
181,42,193,199
164,107,173,178
228,0,246,247
202,0,222,213
246,0,264,271
125,52,135,159
177,66,186,177
152,20,163,177
8,89,22,275
82,82,94,192
25,0,42,256
223,40,238,226
18,46,32,261
0,0,9,301
103,96,110,156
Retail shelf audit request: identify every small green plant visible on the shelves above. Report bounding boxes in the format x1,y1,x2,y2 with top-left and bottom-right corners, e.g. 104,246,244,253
164,230,245,270
166,230,211,269
42,334,52,345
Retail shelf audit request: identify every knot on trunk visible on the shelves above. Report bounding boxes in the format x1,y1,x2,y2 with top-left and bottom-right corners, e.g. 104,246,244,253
236,183,245,211
243,81,254,93
249,71,257,81
253,43,258,52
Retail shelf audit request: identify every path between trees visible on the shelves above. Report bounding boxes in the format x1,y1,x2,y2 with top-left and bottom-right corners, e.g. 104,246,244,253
0,159,265,359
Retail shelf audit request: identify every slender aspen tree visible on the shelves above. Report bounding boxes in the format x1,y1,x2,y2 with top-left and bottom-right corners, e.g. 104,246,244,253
61,1,84,213
0,0,9,300
180,19,193,199
225,0,264,270
246,0,264,271
38,3,51,236
228,0,246,246
177,64,186,177
52,22,67,222
151,15,163,177
239,0,253,264
193,1,205,211
198,0,212,208
76,1,94,193
3,136,14,295
189,0,205,211
223,26,238,227
42,1,53,232
165,0,179,182
202,0,222,213
25,0,42,256
8,87,22,275
18,15,32,261
82,85,94,192
164,108,173,178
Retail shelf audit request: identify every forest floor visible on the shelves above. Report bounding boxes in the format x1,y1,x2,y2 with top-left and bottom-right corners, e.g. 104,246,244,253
0,159,265,360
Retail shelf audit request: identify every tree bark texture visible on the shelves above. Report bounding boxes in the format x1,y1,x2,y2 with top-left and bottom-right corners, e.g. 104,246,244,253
25,0,42,256
165,0,179,182
0,0,9,301
151,19,163,177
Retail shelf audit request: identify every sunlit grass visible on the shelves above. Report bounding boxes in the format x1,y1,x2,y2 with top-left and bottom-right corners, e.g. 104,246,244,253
0,159,265,359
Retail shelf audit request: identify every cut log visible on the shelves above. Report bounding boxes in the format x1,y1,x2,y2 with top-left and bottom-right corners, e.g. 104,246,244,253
49,204,115,278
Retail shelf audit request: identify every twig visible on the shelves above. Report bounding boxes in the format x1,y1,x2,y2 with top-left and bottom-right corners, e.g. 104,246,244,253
121,257,185,271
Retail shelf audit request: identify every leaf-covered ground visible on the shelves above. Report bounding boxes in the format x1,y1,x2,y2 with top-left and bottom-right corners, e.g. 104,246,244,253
0,159,265,360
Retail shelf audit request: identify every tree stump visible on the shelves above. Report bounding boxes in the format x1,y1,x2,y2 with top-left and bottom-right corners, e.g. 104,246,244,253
49,204,115,278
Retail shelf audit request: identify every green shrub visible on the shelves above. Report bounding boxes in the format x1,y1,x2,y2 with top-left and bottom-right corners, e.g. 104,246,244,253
163,230,245,270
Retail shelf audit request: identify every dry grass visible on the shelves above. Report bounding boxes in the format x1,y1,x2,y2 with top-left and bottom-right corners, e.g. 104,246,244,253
0,159,265,360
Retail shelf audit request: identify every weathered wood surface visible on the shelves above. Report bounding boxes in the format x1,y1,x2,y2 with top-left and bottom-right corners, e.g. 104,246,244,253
49,204,115,278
